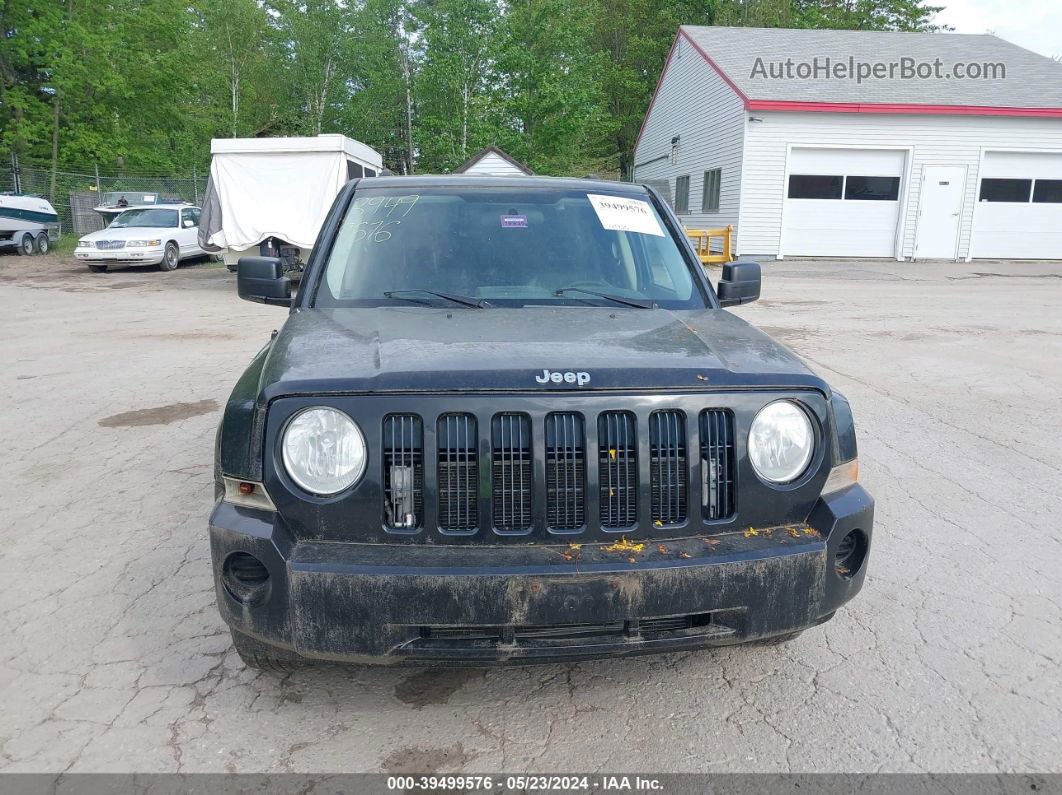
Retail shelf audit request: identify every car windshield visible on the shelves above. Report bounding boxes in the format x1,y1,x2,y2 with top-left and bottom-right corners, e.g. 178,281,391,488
110,208,177,228
315,187,706,309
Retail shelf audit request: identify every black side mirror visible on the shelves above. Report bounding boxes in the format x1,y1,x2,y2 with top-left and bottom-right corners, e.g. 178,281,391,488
237,256,292,306
716,261,760,307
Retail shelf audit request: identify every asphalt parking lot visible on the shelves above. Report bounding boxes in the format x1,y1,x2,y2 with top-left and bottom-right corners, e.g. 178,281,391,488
1,252,1060,774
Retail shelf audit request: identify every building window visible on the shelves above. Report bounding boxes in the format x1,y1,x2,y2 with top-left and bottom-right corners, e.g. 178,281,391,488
844,175,900,201
702,169,721,212
980,178,1032,202
788,174,843,200
675,176,690,214
1032,179,1062,203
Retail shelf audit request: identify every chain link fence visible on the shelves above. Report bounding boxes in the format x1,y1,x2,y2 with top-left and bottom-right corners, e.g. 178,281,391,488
1,154,208,237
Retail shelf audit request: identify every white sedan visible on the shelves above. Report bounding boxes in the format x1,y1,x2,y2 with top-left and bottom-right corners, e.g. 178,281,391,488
75,204,206,273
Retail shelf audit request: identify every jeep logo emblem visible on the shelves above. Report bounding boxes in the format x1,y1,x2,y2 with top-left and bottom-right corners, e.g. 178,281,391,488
536,369,590,386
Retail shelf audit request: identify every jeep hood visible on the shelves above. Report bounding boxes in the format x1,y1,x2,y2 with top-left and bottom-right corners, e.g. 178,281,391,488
255,306,827,401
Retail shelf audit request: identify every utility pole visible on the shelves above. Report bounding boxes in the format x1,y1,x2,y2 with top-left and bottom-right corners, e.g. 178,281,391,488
94,163,101,193
193,166,199,204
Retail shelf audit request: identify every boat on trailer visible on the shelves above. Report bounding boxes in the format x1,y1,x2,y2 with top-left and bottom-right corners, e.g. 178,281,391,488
93,191,180,225
0,193,59,255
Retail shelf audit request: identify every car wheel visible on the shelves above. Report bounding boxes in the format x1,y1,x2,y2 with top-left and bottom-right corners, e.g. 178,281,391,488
230,629,303,673
159,241,180,271
88,264,108,274
16,232,34,256
34,232,49,254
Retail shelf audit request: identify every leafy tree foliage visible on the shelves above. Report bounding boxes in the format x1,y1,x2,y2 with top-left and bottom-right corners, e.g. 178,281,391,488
0,0,945,189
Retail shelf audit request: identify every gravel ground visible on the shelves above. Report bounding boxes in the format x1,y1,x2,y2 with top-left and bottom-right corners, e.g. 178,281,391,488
1,252,1060,774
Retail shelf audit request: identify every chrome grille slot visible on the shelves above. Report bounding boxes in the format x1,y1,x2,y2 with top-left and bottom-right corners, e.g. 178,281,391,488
95,240,126,250
598,411,637,528
491,413,532,531
383,414,423,529
701,410,736,520
650,410,687,525
545,413,585,530
438,413,478,531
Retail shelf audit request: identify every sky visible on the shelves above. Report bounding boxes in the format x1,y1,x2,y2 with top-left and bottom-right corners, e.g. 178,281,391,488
934,0,1062,58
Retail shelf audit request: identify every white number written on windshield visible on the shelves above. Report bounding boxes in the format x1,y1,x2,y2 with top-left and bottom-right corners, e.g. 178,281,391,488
348,194,420,244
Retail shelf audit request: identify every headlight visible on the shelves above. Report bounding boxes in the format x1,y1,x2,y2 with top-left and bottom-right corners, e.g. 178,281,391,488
281,407,366,495
78,239,93,248
748,400,814,484
126,239,161,247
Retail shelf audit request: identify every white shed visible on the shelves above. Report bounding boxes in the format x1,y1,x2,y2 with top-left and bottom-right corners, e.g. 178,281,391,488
634,26,1062,260
454,146,534,177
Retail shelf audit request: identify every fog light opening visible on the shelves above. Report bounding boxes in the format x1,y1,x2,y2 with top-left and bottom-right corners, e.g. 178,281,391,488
222,552,270,604
834,530,867,580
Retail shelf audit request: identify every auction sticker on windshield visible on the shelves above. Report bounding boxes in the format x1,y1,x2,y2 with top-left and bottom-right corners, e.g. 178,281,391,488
587,194,664,237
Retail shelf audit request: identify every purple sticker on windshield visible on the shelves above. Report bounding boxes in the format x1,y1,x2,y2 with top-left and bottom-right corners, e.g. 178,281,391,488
501,214,528,228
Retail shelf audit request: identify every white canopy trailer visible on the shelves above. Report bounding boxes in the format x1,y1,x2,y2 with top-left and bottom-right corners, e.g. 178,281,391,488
199,134,383,270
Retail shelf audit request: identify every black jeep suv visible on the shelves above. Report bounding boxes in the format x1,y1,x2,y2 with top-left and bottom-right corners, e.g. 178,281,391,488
210,175,873,668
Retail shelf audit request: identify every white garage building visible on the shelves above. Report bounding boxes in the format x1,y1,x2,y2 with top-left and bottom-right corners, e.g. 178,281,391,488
633,26,1062,260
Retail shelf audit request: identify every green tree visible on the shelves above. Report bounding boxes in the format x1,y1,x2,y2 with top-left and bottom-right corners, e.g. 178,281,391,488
491,0,606,174
413,0,497,172
264,0,358,136
192,0,277,137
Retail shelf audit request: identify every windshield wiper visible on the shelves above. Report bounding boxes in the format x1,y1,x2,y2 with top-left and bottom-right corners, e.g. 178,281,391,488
554,287,653,309
383,289,488,308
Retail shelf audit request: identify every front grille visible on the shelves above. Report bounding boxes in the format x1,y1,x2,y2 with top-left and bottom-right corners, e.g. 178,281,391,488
383,414,423,529
95,240,125,250
599,411,637,528
492,414,532,531
701,410,736,520
545,413,585,530
650,410,687,525
438,413,477,531
379,407,738,535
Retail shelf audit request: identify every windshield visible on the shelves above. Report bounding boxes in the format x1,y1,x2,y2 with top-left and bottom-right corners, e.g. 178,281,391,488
315,187,706,309
110,208,177,228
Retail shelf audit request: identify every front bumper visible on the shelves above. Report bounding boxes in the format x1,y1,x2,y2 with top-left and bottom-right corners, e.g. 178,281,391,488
75,247,164,264
209,485,873,664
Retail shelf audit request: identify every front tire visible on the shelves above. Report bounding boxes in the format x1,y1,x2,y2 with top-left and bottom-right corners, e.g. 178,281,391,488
34,232,49,254
230,629,303,673
159,242,180,271
16,232,34,256
88,264,108,274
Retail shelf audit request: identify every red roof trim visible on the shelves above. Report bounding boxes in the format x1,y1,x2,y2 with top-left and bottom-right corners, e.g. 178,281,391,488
746,99,1062,117
635,28,1062,154
677,28,751,104
634,29,752,158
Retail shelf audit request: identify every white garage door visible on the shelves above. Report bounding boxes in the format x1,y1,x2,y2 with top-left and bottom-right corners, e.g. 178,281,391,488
971,152,1062,259
782,147,905,257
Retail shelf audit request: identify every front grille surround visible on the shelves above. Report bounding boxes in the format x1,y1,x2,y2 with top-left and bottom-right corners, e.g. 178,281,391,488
598,411,638,529
491,413,533,532
437,413,478,533
268,392,830,544
545,413,586,531
650,410,688,526
383,414,423,530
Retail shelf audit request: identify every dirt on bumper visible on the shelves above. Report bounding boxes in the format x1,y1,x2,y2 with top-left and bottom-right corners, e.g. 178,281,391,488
209,485,873,664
